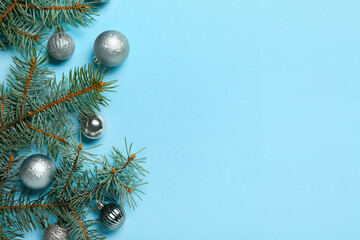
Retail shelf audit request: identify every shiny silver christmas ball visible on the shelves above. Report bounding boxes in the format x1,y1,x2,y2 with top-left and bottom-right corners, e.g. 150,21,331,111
97,202,126,229
94,30,130,67
20,154,56,190
81,114,106,139
48,32,75,60
44,223,69,240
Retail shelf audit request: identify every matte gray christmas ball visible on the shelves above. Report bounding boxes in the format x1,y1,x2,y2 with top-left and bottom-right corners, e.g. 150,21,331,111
48,32,75,60
97,202,126,229
20,154,56,190
94,30,130,67
81,114,106,139
44,223,69,240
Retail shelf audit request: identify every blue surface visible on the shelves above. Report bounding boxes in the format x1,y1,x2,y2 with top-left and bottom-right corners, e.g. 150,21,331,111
2,0,360,239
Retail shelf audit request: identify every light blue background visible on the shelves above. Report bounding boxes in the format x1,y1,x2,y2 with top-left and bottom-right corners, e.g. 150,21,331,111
2,0,360,239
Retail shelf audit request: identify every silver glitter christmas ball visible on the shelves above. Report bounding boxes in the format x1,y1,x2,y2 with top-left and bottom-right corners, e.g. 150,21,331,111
44,223,69,240
48,32,75,60
97,202,126,229
81,114,106,139
20,154,56,190
94,30,130,67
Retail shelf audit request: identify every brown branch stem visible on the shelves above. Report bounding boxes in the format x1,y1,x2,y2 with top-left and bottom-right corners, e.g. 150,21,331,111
120,153,136,172
61,143,83,195
25,123,69,144
0,93,5,125
0,81,104,133
0,226,8,240
70,208,89,240
0,0,90,23
3,25,40,41
0,156,14,186
14,28,40,40
0,0,18,22
19,1,90,11
22,57,36,114
0,202,67,210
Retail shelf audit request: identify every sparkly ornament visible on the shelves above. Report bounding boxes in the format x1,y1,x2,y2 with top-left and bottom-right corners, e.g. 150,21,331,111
94,30,130,67
48,30,75,60
20,154,56,190
81,114,106,139
97,201,126,229
44,223,69,240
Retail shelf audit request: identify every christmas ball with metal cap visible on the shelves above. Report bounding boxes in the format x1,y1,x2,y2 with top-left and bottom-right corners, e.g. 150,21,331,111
97,201,126,229
93,30,130,67
20,154,56,190
44,223,69,240
81,113,106,139
48,27,75,60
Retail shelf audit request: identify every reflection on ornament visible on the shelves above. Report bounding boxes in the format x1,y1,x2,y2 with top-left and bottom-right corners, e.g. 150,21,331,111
97,201,126,229
81,114,106,139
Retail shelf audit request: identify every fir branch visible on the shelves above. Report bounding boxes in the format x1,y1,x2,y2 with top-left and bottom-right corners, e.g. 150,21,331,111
19,1,90,11
0,202,68,210
0,0,97,50
61,206,105,240
70,208,90,240
0,91,4,125
0,226,8,240
0,0,18,22
16,0,97,28
12,27,40,41
3,24,40,41
0,52,115,167
72,180,107,205
0,224,23,240
121,183,134,193
0,156,14,187
60,143,83,196
0,51,147,239
0,141,147,238
54,141,100,201
21,57,36,114
120,153,137,172
0,191,62,231
1,19,45,51
0,154,23,194
25,123,69,144
29,80,105,116
68,141,148,209
0,70,109,132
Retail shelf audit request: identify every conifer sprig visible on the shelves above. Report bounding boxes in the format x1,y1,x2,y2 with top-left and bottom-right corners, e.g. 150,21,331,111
0,0,98,51
0,51,116,158
65,142,148,209
0,51,147,239
0,141,147,239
